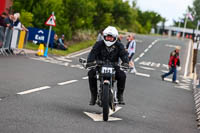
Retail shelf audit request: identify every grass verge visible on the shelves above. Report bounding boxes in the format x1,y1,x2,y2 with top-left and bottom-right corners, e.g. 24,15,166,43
25,40,95,56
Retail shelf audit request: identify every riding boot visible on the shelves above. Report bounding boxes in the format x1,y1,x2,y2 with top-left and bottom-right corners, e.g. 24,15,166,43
117,88,125,105
89,87,97,105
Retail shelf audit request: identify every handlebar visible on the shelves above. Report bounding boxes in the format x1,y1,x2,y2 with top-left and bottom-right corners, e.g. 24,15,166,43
79,58,131,70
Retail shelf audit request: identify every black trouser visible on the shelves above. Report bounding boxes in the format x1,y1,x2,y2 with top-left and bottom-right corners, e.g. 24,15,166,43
88,67,126,96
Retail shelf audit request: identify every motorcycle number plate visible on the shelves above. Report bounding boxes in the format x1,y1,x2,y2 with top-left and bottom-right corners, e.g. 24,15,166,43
101,67,113,74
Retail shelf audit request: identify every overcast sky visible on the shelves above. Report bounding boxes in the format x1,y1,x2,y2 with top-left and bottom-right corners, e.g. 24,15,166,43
128,0,194,26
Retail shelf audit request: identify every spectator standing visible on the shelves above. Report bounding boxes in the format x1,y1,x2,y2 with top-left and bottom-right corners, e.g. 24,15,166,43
4,13,14,28
13,13,28,31
126,34,137,73
96,29,104,42
161,46,181,84
57,34,67,50
0,12,7,27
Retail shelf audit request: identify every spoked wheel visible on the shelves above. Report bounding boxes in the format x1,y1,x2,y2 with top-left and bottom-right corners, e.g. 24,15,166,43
102,84,110,121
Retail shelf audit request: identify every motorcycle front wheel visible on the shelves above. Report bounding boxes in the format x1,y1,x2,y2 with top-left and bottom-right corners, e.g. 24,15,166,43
102,84,110,121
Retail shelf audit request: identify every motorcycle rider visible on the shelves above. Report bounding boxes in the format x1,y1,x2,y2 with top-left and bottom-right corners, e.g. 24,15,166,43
87,26,129,105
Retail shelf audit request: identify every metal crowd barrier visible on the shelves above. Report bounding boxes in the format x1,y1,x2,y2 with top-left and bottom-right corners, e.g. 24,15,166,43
193,45,200,129
0,26,28,56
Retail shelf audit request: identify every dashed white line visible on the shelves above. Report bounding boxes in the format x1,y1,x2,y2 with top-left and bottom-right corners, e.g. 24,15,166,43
67,49,91,58
139,66,155,71
144,49,149,53
82,76,88,79
135,72,150,77
134,57,140,62
139,53,145,58
161,70,168,73
164,78,179,83
17,86,51,95
58,80,78,86
148,45,152,49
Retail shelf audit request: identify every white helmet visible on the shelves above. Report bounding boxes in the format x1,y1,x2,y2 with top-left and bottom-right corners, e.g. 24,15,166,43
103,26,118,47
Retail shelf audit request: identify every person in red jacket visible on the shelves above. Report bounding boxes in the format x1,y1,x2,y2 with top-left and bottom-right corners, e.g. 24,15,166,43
161,46,180,83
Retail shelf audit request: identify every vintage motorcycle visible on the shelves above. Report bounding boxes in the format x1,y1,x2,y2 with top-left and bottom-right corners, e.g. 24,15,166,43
79,58,129,121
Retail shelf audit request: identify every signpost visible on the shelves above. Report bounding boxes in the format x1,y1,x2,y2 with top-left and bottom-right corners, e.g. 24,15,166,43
44,12,56,57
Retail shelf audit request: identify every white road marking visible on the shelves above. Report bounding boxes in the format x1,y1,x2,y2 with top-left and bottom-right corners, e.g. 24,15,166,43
82,76,88,79
134,57,140,62
17,86,51,95
58,80,78,86
84,106,122,121
0,99,1,101
164,78,179,83
135,72,150,77
139,66,155,71
84,112,122,121
67,49,91,58
139,61,151,66
148,45,152,49
54,57,72,62
70,64,84,69
144,49,149,53
161,70,168,73
174,85,191,91
139,53,145,58
165,44,179,48
184,41,192,77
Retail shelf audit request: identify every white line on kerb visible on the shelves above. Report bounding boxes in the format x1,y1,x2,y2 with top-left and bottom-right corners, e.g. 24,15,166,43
58,80,78,85
17,86,51,95
136,72,150,77
184,41,192,77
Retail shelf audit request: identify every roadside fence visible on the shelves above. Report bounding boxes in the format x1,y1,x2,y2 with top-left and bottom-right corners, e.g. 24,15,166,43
193,45,200,129
0,26,28,56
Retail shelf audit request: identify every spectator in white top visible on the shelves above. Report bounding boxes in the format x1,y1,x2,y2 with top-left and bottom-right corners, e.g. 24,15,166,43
126,34,137,73
13,13,28,31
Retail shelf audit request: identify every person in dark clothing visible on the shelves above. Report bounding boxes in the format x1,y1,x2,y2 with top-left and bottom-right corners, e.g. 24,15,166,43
161,46,181,83
57,34,67,50
4,13,14,28
87,26,129,105
0,12,7,27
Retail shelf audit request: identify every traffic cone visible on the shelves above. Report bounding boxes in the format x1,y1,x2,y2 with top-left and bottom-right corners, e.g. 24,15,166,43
36,43,44,56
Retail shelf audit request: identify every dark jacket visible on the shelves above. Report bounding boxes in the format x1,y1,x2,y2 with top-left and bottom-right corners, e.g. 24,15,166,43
87,40,129,64
169,50,180,67
0,16,7,27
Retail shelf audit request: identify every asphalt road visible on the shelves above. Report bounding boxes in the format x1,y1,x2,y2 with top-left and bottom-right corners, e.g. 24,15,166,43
0,35,199,133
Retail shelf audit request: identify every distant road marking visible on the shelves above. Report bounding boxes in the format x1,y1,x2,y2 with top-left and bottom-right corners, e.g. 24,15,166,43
134,57,140,62
164,78,179,83
54,57,72,62
0,99,1,101
82,76,88,80
136,72,150,77
17,86,51,95
139,53,145,58
148,45,152,49
144,49,149,53
139,66,155,71
58,80,78,86
67,49,91,58
161,70,168,73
